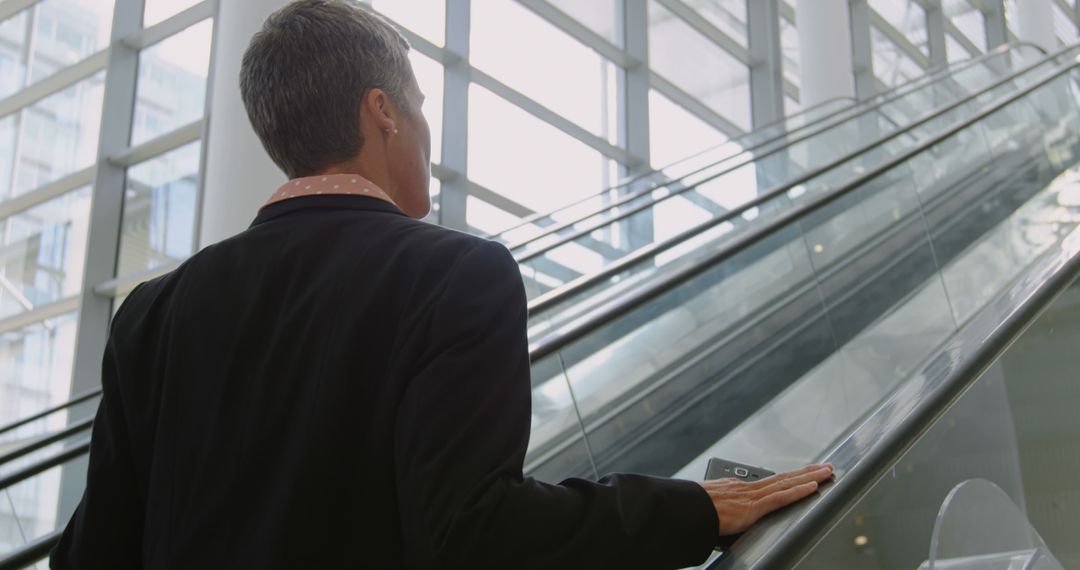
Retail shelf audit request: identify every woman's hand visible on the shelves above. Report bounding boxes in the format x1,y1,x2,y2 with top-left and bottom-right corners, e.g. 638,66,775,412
698,464,833,535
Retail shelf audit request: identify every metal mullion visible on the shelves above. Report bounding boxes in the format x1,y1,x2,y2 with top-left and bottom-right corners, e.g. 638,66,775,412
0,0,35,23
69,0,145,397
927,0,949,66
1054,0,1080,28
850,0,878,99
0,167,93,220
868,9,933,69
655,0,752,65
649,72,747,138
189,0,219,276
748,0,785,128
109,119,203,168
465,179,536,218
514,0,639,68
438,0,469,229
94,261,179,299
122,0,215,50
432,162,538,219
469,68,639,166
984,0,1008,48
0,50,107,119
0,296,78,335
945,20,982,57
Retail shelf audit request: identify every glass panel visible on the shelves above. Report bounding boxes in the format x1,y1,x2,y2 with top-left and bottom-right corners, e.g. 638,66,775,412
117,141,201,276
648,0,751,132
795,276,1080,569
0,187,91,321
144,0,201,27
131,19,213,146
648,89,726,169
546,0,619,46
371,0,445,47
871,26,926,89
0,0,113,100
870,0,929,56
0,312,78,427
467,84,605,215
471,0,612,137
522,65,1080,489
409,50,442,165
467,195,521,236
0,71,105,202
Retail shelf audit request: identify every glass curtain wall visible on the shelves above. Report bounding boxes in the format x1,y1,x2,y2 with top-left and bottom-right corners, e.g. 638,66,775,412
0,0,216,553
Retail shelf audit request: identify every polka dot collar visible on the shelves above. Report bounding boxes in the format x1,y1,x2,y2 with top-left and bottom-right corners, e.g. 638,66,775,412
262,174,398,211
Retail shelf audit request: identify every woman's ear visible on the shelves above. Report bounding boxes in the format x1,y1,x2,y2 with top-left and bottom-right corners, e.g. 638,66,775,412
362,87,396,134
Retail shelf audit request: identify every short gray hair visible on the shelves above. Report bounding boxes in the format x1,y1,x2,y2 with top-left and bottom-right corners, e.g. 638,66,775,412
240,0,412,179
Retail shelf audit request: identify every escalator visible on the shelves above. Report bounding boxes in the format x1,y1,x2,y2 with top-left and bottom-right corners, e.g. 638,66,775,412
2,44,1079,569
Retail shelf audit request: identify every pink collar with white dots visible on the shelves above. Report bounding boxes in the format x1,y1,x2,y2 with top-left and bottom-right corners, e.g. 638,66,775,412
261,174,398,211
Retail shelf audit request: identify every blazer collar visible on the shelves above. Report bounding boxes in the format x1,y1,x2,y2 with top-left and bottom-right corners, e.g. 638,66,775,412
249,194,410,228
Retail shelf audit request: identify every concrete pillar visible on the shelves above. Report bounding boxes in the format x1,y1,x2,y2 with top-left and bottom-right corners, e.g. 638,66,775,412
1015,0,1056,53
199,0,289,248
795,0,856,109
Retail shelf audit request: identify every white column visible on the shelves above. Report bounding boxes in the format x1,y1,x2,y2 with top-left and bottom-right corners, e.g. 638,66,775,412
795,0,856,109
1015,0,1056,53
199,0,290,248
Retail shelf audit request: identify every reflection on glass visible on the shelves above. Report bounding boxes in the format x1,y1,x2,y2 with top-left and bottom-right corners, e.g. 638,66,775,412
648,89,725,169
796,278,1080,569
468,84,604,214
0,0,114,100
471,0,611,136
0,312,77,427
143,0,201,27
546,0,619,46
409,50,443,165
131,19,213,146
0,188,91,321
648,0,751,131
117,142,201,276
372,0,445,47
0,72,105,202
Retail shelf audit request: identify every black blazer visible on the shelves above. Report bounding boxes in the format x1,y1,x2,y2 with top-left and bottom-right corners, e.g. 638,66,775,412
51,195,718,569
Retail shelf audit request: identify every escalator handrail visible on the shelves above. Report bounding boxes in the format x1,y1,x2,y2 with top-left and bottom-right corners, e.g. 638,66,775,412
0,417,94,468
493,41,1040,247
0,389,100,438
523,44,1079,323
711,193,1080,570
0,436,91,491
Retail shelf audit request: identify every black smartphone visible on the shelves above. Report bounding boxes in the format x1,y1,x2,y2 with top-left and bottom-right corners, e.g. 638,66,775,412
704,457,775,482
